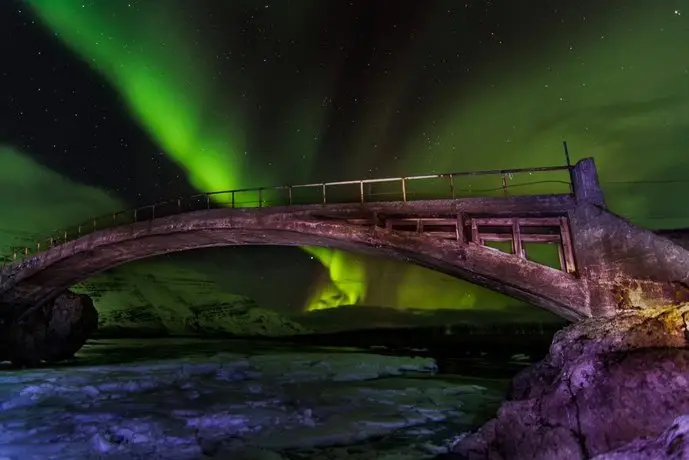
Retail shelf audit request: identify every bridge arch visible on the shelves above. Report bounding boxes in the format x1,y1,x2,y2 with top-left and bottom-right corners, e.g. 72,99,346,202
0,204,588,321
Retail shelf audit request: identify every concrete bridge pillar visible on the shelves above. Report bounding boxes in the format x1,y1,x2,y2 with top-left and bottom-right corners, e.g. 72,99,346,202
568,158,689,317
571,157,606,208
567,159,617,316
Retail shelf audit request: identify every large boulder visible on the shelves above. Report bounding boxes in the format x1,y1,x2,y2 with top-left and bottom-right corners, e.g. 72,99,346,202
453,305,689,460
1,290,98,365
592,415,689,459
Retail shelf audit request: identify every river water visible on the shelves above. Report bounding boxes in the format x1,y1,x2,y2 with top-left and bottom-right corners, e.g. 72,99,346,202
0,338,515,459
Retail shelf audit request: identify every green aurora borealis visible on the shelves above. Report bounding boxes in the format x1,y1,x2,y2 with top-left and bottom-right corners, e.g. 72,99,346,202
17,1,689,315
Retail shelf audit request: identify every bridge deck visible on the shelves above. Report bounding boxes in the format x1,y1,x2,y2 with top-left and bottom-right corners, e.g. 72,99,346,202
2,157,688,327
3,164,573,264
0,199,586,320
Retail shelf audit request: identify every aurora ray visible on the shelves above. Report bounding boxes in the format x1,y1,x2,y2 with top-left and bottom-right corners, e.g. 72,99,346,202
26,0,376,310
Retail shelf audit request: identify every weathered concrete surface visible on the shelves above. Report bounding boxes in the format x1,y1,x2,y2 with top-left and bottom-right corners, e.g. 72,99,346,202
655,228,689,251
0,290,98,365
453,305,689,460
567,203,689,317
0,196,587,321
562,157,689,317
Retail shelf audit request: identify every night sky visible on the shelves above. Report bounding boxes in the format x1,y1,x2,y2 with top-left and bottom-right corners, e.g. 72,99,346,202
0,1,687,323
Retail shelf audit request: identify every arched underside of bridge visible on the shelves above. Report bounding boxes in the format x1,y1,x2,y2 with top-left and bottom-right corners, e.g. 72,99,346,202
0,207,589,321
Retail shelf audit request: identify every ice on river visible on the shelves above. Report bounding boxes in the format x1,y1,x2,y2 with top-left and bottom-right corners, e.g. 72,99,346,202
0,340,503,459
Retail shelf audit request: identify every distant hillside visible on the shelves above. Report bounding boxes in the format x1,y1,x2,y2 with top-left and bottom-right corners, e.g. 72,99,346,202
72,260,311,337
292,303,564,334
68,255,565,339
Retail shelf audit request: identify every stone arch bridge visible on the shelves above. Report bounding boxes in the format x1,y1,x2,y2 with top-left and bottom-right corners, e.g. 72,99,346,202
2,158,689,323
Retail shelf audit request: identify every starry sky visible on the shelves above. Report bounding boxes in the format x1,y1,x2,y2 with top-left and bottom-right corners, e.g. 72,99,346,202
0,1,687,326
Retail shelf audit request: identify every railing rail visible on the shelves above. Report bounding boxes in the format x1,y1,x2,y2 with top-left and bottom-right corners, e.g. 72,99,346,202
0,164,573,265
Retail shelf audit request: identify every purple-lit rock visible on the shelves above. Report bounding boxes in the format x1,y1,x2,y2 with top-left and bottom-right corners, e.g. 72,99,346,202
453,305,689,460
2,290,98,365
591,415,689,459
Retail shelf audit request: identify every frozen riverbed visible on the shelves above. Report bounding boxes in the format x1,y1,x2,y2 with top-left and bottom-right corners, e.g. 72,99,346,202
0,339,506,459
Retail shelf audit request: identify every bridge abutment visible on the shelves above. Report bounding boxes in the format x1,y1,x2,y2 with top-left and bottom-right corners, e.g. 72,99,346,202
569,159,689,316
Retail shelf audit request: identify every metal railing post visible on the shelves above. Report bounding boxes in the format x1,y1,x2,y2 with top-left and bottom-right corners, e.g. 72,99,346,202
151,205,155,219
569,166,574,194
401,177,407,202
177,199,182,212
258,188,263,208
359,180,364,204
322,183,327,204
231,191,235,208
449,174,455,199
206,194,211,209
133,209,138,222
288,186,293,205
501,174,508,197
77,224,82,236
563,140,574,194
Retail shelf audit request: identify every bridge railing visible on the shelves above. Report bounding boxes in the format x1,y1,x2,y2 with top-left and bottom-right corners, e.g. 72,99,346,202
0,164,572,265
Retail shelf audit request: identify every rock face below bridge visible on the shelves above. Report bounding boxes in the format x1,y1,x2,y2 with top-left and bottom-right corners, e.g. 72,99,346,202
0,290,98,365
453,305,689,460
590,414,689,459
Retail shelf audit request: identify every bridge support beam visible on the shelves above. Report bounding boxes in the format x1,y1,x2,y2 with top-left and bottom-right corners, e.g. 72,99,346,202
571,157,606,208
568,158,689,316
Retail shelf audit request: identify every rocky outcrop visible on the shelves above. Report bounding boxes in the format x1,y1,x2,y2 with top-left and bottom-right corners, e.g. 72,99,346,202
592,415,689,459
1,290,98,365
453,305,689,460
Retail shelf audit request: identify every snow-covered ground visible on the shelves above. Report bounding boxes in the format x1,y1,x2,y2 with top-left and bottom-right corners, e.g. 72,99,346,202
0,339,506,459
72,263,312,336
